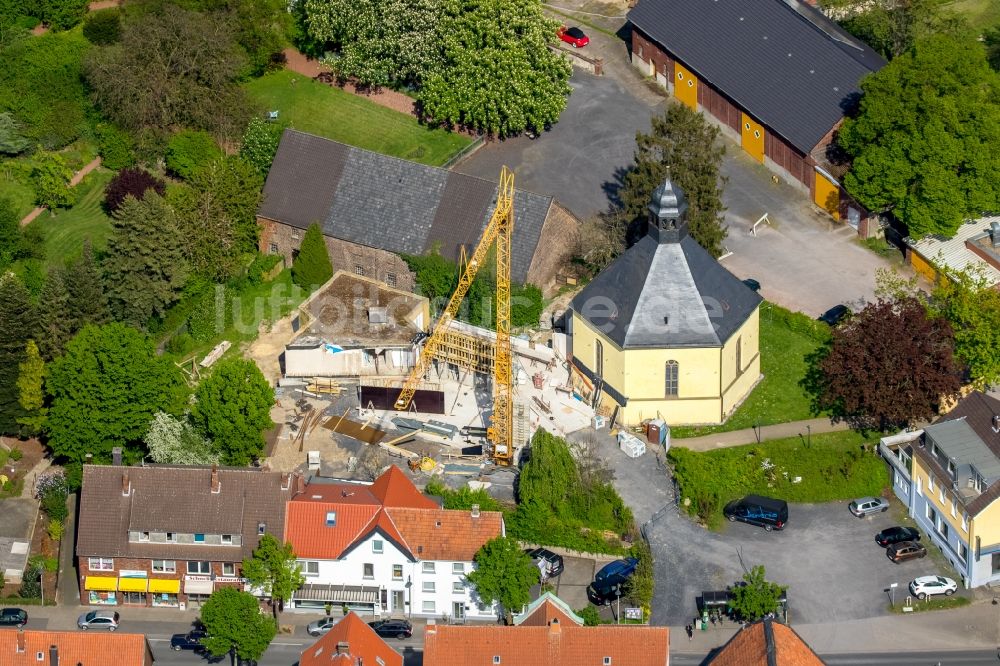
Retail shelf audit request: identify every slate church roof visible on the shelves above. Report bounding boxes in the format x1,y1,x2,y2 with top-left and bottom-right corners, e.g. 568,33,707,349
627,0,885,154
258,130,553,283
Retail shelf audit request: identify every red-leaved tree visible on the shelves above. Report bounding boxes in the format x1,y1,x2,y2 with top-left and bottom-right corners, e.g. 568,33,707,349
103,168,166,213
803,297,961,433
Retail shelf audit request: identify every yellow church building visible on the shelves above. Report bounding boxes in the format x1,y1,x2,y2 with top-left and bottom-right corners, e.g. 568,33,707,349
569,176,762,426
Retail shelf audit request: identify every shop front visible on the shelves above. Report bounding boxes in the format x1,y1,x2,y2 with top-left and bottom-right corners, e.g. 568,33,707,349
118,576,148,605
291,583,380,614
85,576,118,606
149,578,181,608
184,576,215,607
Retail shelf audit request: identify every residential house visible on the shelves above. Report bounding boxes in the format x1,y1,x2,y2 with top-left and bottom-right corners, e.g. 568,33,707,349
284,465,504,620
299,612,402,666
422,591,670,665
256,129,579,295
0,629,154,666
880,391,1000,588
706,616,822,665
76,464,295,609
628,0,885,235
569,177,762,426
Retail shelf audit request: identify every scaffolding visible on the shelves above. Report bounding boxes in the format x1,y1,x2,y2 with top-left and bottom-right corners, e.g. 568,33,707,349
435,329,495,376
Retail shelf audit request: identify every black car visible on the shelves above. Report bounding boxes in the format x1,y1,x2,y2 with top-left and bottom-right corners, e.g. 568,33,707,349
741,278,761,292
368,619,412,640
723,495,788,531
525,547,565,578
170,630,207,651
0,608,27,627
875,526,920,547
818,304,851,326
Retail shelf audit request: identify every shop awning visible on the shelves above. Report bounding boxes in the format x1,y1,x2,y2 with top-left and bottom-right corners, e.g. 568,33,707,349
85,576,118,591
294,583,379,605
118,577,148,592
184,579,214,595
148,579,180,594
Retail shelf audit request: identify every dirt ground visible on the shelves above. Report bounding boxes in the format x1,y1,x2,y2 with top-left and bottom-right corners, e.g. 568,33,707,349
245,313,298,385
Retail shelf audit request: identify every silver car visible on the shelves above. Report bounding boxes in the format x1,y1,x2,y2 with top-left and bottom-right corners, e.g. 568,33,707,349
850,496,890,517
306,616,337,636
78,610,120,631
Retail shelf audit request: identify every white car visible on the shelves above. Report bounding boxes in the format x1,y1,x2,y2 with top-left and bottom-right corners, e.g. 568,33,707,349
909,575,958,600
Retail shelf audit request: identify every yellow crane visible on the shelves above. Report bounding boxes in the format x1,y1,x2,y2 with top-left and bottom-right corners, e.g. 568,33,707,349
394,167,515,465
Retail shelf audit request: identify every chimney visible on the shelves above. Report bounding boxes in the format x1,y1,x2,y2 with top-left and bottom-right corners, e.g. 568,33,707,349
210,464,221,494
121,472,130,497
15,630,24,653
335,641,350,655
471,504,480,519
112,447,123,466
281,473,291,491
549,617,561,634
48,645,58,666
993,414,1000,433
295,473,306,496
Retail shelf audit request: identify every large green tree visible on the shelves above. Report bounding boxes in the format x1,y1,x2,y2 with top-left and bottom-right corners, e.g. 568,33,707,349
619,104,728,257
0,274,38,434
826,0,968,60
200,587,276,664
16,340,46,436
103,191,188,328
191,358,274,466
64,240,111,331
37,0,88,31
466,536,539,624
239,116,284,177
291,223,333,289
929,268,1000,388
728,565,786,622
30,151,76,210
838,33,1000,238
242,534,305,619
46,323,187,462
36,268,73,361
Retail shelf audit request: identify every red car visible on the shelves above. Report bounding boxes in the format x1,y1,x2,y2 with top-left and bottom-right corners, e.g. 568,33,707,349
558,26,589,48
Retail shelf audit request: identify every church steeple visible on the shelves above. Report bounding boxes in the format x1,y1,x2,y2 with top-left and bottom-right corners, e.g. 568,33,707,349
647,169,689,243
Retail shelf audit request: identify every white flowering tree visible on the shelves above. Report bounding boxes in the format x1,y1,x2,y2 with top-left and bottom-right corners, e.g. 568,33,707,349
144,411,218,465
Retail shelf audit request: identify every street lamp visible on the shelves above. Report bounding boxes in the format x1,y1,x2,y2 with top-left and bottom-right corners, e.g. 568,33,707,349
889,582,897,608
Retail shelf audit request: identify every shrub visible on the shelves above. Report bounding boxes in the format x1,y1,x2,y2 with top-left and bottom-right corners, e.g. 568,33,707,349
47,519,64,542
188,285,231,342
239,116,283,177
425,480,506,512
103,167,165,213
246,253,283,286
291,223,333,289
94,123,135,170
19,561,41,599
9,447,22,461
166,331,195,356
41,0,88,31
35,471,68,522
30,151,75,209
577,605,601,626
511,283,544,328
82,8,121,45
625,541,654,610
165,130,222,181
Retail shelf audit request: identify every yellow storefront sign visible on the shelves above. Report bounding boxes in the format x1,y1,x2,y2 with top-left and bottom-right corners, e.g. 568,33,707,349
117,577,149,592
85,576,117,591
148,579,181,594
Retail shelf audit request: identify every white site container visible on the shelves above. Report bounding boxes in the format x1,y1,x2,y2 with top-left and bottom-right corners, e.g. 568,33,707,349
617,431,646,458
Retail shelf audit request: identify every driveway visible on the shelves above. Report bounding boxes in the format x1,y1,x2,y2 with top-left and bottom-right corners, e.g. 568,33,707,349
570,430,957,626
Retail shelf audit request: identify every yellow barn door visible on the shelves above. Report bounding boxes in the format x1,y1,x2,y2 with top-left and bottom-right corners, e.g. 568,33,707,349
813,169,840,220
740,113,765,163
674,62,698,110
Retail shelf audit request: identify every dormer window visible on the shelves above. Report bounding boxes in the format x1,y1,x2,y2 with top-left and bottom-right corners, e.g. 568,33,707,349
947,459,956,477
222,534,233,545
139,532,150,542
325,511,337,527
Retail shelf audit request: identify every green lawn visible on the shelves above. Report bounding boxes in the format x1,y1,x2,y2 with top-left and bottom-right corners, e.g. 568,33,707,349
0,172,35,219
34,169,115,268
669,430,888,529
672,302,828,438
244,70,471,166
944,0,1000,32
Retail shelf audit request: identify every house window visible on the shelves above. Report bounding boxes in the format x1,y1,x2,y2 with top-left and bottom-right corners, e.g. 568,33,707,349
221,534,233,545
638,44,644,58
974,473,985,493
354,265,365,276
268,242,278,254
947,459,956,477
223,563,236,576
452,581,464,594
166,532,175,543
962,513,969,532
951,500,957,518
916,476,922,496
187,561,211,574
594,340,603,377
372,540,383,554
138,531,150,542
936,517,949,540
392,565,403,580
363,563,374,579
928,474,935,492
493,657,501,665
665,361,679,397
89,558,114,571
452,563,465,575
959,543,968,563
299,561,319,577
926,505,937,524
386,273,397,288
325,512,336,527
992,553,1000,574
422,581,436,593
735,336,742,372
152,560,176,573
604,659,612,666
194,534,205,543
422,601,436,613
939,487,946,504
422,562,435,574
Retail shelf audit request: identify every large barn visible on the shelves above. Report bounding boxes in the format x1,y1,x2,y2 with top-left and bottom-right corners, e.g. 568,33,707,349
628,0,885,233
257,130,578,294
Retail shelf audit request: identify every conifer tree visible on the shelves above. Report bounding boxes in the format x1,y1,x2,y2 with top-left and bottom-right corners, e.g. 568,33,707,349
291,223,333,289
37,268,74,361
0,274,39,434
65,240,111,329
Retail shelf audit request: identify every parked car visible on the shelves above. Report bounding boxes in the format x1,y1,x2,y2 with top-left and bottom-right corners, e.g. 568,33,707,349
909,575,957,600
525,547,565,578
723,495,788,531
77,610,119,631
741,278,761,292
170,630,207,651
306,617,338,636
557,26,590,48
587,557,640,605
886,541,927,563
849,496,889,517
875,526,920,547
368,619,413,640
0,608,27,627
818,304,851,326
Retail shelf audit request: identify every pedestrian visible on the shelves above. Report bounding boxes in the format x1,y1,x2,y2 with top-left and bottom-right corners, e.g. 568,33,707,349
685,624,693,641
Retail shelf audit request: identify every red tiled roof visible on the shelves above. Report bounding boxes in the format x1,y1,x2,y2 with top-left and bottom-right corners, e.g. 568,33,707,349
0,630,153,666
285,502,380,559
387,507,504,561
299,612,402,666
709,618,824,665
369,465,438,509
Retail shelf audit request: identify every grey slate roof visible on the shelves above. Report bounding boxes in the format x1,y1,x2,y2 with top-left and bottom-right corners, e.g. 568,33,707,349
259,130,553,283
570,233,762,348
627,0,885,153
924,419,1000,485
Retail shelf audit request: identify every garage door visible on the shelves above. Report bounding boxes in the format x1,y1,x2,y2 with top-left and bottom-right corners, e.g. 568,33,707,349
674,62,698,110
813,169,840,220
740,113,765,163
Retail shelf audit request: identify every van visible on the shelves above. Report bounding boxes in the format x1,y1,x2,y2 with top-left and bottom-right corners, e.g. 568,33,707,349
723,495,788,531
586,557,639,605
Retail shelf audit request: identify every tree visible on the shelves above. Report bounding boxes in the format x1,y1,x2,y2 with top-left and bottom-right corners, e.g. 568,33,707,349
85,5,250,142
987,25,1000,72
838,34,1000,238
728,565,786,622
30,151,76,210
803,297,961,433
619,104,728,257
574,210,628,275
0,196,24,270
466,536,539,624
166,130,223,181
291,223,333,289
103,168,165,214
0,111,29,155
511,283,544,328
828,0,968,60
240,116,284,177
242,534,305,619
191,358,274,466
38,0,87,31
0,273,38,434
144,411,218,465
200,587,276,664
46,323,187,462
103,192,188,327
82,8,121,45
16,340,46,435
402,249,458,302
94,122,134,170
36,268,72,360
64,240,111,330
929,268,1000,388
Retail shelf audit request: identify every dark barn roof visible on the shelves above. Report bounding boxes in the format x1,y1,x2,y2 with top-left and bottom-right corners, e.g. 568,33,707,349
259,130,553,283
627,0,885,153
